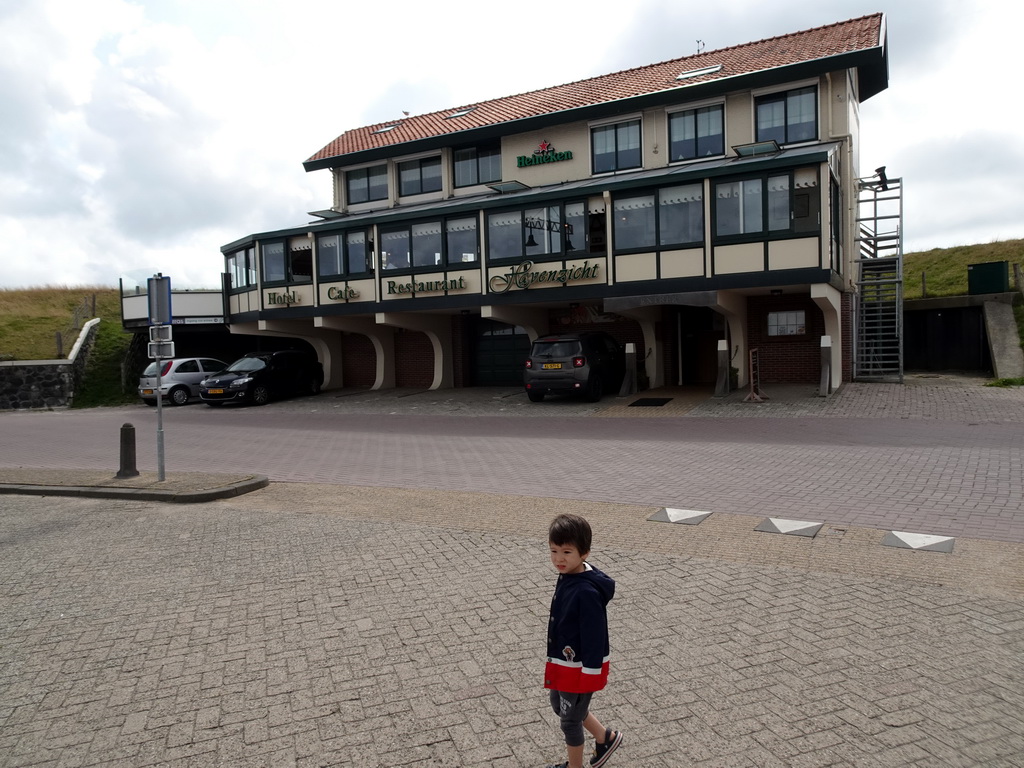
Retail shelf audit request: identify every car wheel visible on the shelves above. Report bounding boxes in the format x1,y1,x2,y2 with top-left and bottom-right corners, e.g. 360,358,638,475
585,375,604,402
169,387,190,406
527,390,545,403
310,377,322,395
251,385,271,406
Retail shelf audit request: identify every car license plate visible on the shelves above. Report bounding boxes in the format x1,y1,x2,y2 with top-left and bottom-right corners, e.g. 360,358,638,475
207,389,224,395
542,363,562,369
142,389,154,395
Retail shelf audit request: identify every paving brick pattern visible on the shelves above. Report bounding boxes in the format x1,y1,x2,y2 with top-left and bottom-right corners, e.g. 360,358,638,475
2,488,1023,767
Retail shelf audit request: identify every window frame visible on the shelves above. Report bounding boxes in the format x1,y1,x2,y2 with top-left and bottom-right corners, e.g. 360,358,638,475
485,200,589,264
755,86,818,146
767,310,807,338
227,246,257,291
453,141,501,188
591,119,642,174
345,164,388,205
261,239,313,286
316,229,373,279
711,167,820,245
611,182,705,253
667,104,725,162
379,215,479,272
398,156,442,197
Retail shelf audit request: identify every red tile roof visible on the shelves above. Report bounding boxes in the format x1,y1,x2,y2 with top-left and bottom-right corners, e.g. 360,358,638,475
306,14,884,169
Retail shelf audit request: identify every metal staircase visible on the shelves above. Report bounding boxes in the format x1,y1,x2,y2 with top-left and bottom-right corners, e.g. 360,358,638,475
854,168,903,382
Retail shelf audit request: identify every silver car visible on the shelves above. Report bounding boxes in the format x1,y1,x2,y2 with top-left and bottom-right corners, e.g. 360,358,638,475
139,357,227,406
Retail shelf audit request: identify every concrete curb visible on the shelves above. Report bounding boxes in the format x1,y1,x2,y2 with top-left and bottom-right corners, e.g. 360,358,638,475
0,475,269,503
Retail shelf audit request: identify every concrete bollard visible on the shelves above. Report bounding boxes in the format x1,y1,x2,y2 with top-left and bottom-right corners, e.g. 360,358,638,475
116,423,140,479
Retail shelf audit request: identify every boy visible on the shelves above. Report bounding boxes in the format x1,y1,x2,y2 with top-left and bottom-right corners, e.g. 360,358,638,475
545,513,623,768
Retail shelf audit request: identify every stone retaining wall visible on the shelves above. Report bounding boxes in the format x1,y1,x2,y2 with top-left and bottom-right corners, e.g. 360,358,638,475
0,319,100,410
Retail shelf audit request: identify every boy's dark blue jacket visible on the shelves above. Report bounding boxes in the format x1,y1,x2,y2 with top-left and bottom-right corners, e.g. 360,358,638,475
544,563,615,694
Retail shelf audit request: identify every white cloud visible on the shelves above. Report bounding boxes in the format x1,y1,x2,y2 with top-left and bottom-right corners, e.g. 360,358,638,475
0,0,1021,289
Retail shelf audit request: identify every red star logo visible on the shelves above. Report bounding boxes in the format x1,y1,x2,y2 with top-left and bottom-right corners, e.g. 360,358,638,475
537,140,551,152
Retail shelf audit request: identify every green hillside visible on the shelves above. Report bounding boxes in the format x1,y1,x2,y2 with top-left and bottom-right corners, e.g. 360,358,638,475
903,238,1023,299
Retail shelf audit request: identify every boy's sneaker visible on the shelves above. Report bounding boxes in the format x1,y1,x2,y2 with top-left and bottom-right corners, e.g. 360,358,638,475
590,729,622,767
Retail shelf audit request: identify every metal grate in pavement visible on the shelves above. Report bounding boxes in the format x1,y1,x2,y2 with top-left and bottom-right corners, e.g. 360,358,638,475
649,507,713,525
882,531,956,553
755,517,824,537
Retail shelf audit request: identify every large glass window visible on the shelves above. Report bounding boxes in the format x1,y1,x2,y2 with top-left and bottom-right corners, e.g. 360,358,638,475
381,217,476,270
346,165,388,204
318,231,371,277
668,106,724,161
380,229,411,270
714,169,819,241
411,222,443,268
346,231,370,274
658,184,704,246
228,247,256,289
613,194,656,250
317,235,342,277
716,179,763,237
446,217,478,263
487,203,582,261
262,242,286,283
398,157,442,196
454,143,501,187
613,183,705,251
591,120,641,173
487,211,523,261
756,86,817,145
564,202,587,254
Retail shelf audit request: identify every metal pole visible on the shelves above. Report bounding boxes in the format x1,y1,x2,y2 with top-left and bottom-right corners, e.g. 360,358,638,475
155,359,166,482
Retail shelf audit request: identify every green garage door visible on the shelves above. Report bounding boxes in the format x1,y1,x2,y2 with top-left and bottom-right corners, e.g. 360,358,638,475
474,321,531,386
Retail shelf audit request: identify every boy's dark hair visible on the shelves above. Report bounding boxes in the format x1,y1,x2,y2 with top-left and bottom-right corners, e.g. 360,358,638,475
548,513,592,555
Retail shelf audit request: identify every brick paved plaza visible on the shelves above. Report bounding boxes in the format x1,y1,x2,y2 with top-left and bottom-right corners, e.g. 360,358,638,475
1,375,1023,766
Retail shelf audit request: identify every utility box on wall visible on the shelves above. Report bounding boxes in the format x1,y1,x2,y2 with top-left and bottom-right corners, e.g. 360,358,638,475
967,261,1009,295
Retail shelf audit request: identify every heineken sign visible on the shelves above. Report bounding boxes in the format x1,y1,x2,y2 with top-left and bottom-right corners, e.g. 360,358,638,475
517,140,573,168
489,260,599,294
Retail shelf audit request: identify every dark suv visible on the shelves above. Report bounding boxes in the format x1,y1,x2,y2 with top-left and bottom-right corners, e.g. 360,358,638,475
199,350,324,406
523,331,625,402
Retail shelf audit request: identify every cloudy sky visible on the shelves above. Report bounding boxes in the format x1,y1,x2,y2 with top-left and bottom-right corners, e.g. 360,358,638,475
1,0,1021,289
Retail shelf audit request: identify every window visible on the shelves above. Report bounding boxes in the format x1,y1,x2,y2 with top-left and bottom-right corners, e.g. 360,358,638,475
487,203,582,261
714,169,819,241
613,194,655,250
613,183,704,251
446,217,478,263
668,105,724,161
591,120,641,173
756,86,817,145
658,184,704,246
318,231,371,277
346,231,370,274
228,247,256,289
262,242,286,283
768,311,806,337
318,235,342,277
381,217,477,270
398,157,442,196
263,240,311,284
454,143,500,187
346,165,388,204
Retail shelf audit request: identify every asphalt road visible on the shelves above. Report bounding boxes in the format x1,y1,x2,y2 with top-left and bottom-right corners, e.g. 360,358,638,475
1,381,1022,543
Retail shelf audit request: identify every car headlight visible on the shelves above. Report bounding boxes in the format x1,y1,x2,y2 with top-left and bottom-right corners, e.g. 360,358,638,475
200,379,210,387
229,376,252,388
